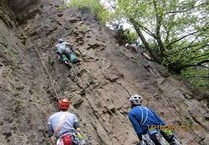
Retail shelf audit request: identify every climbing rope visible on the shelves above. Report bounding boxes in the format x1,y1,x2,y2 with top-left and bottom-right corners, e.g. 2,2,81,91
46,1,133,144
38,2,203,145
21,0,134,144
34,44,60,100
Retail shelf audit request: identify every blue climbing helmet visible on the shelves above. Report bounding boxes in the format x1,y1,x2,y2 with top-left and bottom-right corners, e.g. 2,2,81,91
130,94,143,105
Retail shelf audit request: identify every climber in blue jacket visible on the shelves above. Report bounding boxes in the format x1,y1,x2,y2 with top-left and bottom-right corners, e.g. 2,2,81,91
128,94,178,145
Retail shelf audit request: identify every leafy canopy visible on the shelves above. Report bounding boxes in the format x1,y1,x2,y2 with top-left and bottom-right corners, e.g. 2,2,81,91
113,0,209,92
66,0,109,23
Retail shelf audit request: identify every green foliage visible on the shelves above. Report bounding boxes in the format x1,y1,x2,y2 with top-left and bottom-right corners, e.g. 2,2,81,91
113,0,209,91
181,67,209,93
59,3,67,10
116,28,138,44
124,30,138,44
67,0,109,23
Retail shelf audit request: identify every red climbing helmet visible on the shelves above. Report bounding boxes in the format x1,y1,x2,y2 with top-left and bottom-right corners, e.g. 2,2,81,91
58,98,70,110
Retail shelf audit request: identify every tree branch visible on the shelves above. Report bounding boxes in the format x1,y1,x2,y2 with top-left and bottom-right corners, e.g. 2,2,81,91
153,0,165,58
185,75,209,79
177,32,205,60
168,26,209,47
187,53,209,62
167,31,200,47
130,18,162,63
135,21,155,37
179,60,209,70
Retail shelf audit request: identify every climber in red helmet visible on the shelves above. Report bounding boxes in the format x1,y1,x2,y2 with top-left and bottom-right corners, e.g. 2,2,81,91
47,98,84,145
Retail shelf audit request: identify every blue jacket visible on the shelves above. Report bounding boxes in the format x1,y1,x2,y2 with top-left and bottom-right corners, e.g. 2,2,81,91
128,106,165,139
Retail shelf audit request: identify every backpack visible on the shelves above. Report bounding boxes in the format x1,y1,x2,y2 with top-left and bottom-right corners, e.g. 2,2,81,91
56,134,73,145
70,53,78,63
62,134,73,145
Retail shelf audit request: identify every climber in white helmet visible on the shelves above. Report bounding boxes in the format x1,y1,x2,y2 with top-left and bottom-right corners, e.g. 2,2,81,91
128,94,180,145
54,38,80,65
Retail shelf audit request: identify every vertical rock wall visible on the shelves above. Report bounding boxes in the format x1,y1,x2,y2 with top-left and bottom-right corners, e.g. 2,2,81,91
8,0,41,22
0,0,209,145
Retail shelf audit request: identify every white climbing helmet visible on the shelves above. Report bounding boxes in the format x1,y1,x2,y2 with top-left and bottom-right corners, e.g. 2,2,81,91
129,94,143,105
58,38,64,43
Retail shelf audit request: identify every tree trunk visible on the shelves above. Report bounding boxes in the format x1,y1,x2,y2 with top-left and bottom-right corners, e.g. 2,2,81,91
130,18,162,63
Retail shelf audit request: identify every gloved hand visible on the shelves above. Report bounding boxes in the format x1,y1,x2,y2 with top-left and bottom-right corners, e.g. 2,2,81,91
76,132,86,145
76,132,84,139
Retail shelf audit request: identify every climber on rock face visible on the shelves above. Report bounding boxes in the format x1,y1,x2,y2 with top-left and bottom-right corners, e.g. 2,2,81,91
125,41,144,55
47,98,84,145
125,41,152,60
128,94,179,145
54,38,80,65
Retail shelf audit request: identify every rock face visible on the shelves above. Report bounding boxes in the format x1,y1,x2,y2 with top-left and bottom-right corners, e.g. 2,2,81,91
0,0,208,145
8,0,41,22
